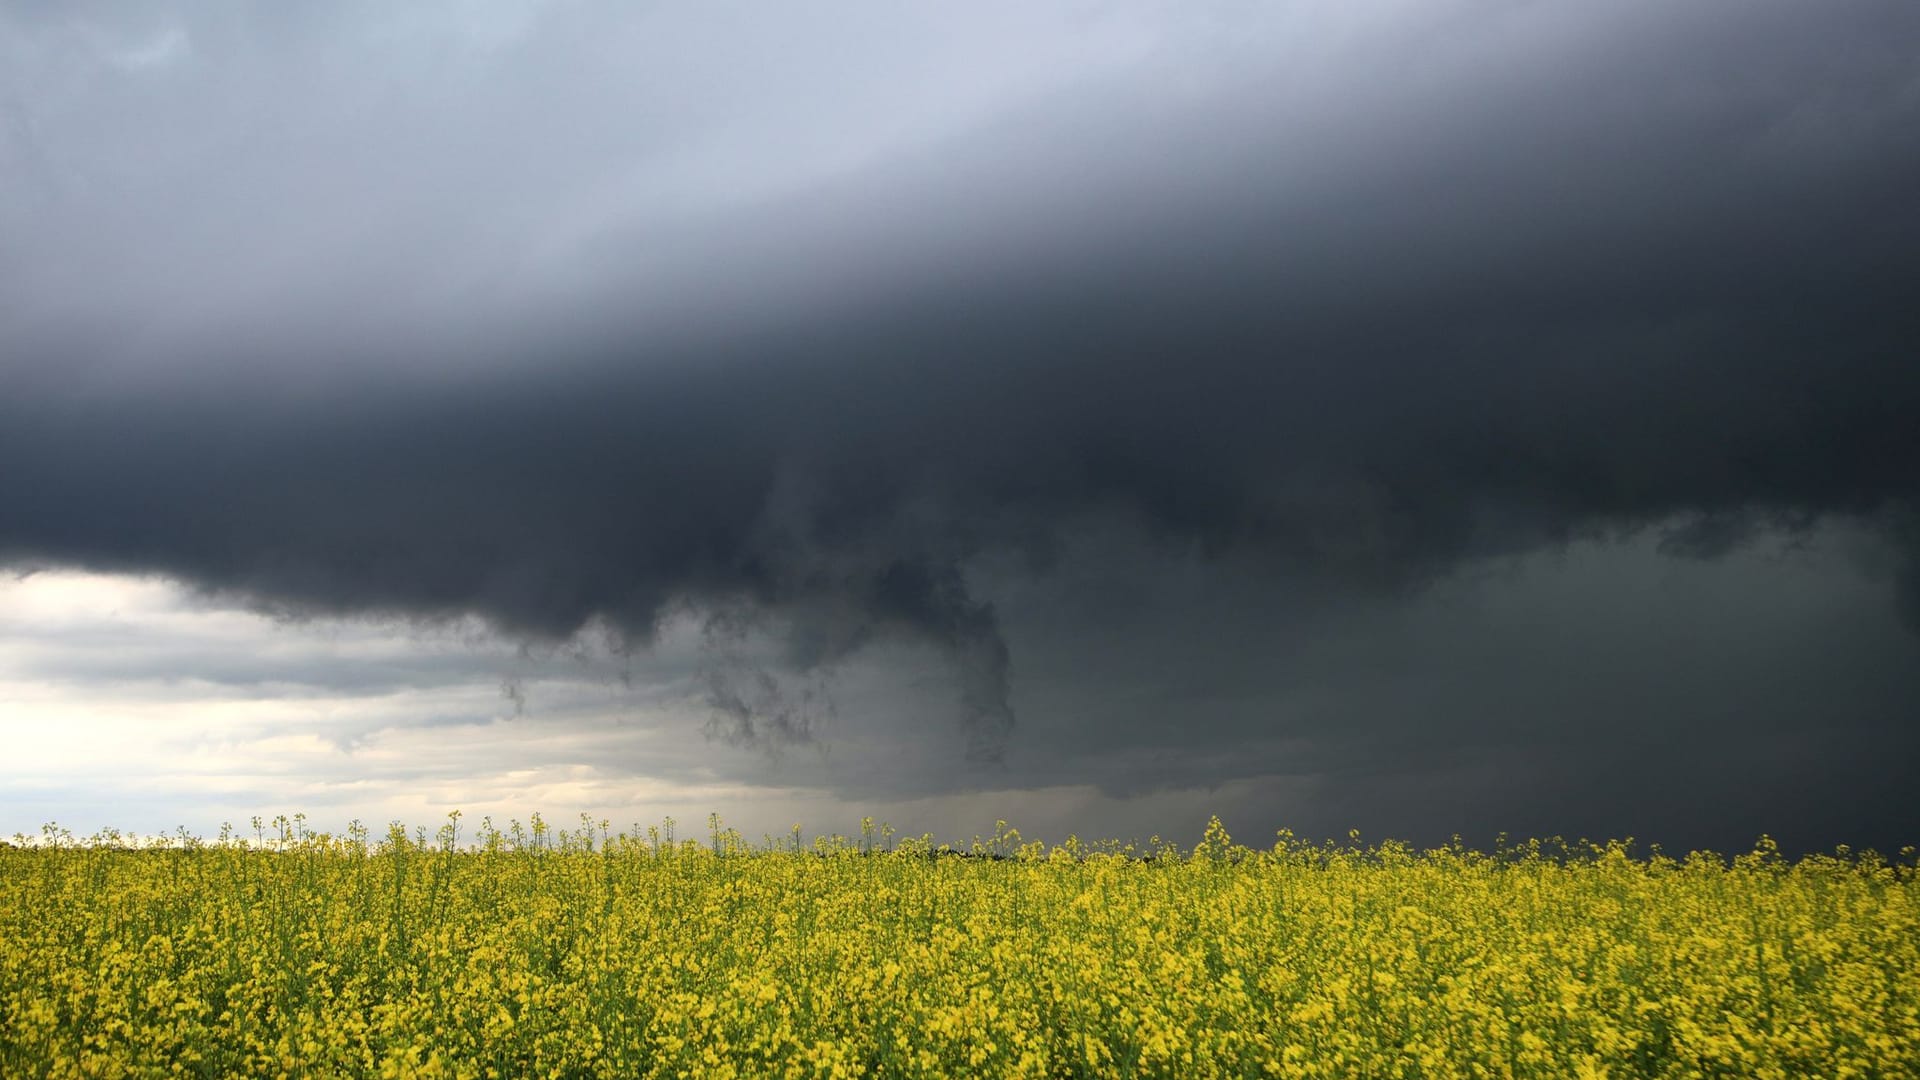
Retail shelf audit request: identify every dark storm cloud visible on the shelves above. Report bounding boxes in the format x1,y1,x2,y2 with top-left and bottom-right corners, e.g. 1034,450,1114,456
984,526,1920,854
3,1,1919,830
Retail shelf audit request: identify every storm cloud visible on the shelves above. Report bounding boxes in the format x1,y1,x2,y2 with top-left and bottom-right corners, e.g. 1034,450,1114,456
3,1,1918,849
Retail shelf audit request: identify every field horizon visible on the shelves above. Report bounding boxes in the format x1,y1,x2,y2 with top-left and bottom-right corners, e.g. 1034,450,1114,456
9,811,1920,867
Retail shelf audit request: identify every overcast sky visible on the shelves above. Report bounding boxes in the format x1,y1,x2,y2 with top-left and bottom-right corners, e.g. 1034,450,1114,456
4,1,1918,853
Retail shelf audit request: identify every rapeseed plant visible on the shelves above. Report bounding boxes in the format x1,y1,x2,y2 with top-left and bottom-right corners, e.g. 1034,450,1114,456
0,816,1914,1078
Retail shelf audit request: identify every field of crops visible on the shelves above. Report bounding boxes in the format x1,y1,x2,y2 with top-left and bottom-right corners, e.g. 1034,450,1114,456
2,815,1916,1079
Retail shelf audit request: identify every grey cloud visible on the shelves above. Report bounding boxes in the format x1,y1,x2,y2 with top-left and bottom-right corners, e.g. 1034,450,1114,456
2,1,1918,847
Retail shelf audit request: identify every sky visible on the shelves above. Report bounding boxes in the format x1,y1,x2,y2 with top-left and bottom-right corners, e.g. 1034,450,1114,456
3,0,1918,854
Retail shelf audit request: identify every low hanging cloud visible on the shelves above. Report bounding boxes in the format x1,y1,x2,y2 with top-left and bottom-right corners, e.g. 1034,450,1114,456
3,0,1919,772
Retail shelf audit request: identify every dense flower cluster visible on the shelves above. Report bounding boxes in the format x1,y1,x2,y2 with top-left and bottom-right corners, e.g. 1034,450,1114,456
2,814,1915,1078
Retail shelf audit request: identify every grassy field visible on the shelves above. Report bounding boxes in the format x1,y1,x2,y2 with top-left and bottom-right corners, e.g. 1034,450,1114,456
2,815,1915,1079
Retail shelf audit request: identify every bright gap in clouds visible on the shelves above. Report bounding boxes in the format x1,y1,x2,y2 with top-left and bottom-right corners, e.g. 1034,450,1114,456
0,567,1315,846
0,570,702,835
0,569,1105,840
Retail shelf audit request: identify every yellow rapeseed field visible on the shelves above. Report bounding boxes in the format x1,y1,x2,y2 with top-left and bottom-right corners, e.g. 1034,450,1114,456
2,814,1916,1079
